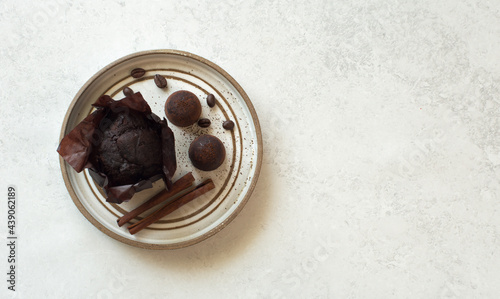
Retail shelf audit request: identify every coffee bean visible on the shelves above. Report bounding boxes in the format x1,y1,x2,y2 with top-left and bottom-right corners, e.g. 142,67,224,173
198,118,211,128
131,68,146,78
223,120,234,130
123,87,134,97
207,94,216,107
154,74,167,88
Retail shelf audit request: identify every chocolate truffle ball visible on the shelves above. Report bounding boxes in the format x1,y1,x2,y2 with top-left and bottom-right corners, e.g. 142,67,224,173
189,135,226,171
165,90,202,127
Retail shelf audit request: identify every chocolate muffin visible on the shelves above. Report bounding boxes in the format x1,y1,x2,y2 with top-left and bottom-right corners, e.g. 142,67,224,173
89,110,163,186
57,92,177,203
189,135,226,171
165,90,201,127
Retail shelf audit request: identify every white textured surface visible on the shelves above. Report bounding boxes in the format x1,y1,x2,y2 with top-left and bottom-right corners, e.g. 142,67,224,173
1,0,500,298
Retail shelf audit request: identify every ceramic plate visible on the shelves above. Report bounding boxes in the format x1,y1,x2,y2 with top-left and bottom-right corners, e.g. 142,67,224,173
59,50,262,249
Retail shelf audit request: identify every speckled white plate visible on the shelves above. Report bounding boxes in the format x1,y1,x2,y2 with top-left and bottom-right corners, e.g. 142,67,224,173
59,50,262,249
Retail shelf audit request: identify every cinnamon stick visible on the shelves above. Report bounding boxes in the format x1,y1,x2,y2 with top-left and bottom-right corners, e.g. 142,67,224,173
117,172,195,227
128,179,215,235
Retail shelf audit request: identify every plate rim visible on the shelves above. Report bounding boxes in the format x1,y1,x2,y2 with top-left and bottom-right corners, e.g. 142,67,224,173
59,49,263,250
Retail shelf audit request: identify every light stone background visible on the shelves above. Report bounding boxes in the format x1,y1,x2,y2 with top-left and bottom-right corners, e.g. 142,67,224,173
1,0,500,298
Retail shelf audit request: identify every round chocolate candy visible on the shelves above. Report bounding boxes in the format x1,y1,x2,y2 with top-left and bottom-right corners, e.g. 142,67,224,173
165,90,202,127
188,134,226,171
